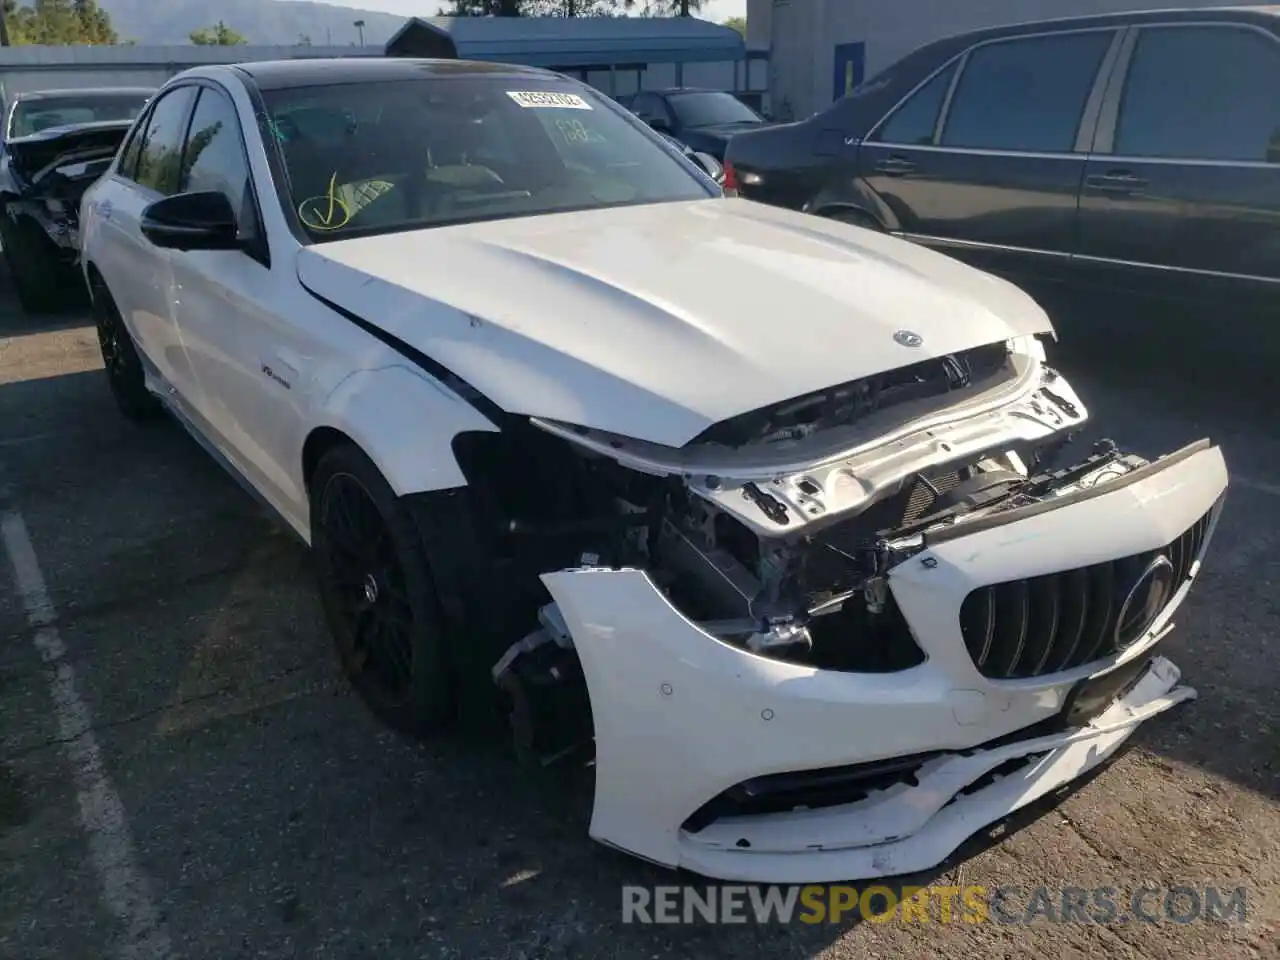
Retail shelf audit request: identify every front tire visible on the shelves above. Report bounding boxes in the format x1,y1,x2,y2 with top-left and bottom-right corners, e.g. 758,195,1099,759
310,444,456,736
90,278,162,421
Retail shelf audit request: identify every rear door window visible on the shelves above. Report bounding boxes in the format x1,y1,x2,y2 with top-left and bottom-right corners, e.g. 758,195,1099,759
871,60,959,145
1113,25,1280,162
940,31,1115,152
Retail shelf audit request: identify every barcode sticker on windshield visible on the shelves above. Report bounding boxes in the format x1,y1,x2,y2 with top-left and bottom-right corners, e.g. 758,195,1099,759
506,90,592,110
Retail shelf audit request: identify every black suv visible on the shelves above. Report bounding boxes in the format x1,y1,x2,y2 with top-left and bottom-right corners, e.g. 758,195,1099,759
617,88,766,160
725,7,1280,309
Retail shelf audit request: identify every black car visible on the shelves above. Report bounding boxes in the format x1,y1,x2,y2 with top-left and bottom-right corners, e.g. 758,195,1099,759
617,88,765,160
725,7,1280,311
0,87,153,312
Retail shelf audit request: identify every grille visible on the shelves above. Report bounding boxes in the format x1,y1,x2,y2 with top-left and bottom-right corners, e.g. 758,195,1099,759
959,509,1214,680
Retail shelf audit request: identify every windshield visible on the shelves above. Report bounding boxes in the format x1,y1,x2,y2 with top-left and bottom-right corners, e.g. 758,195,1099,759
8,93,151,138
260,77,715,242
667,92,763,129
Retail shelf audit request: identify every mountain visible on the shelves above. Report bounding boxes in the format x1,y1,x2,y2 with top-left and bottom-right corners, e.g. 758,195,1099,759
97,0,410,46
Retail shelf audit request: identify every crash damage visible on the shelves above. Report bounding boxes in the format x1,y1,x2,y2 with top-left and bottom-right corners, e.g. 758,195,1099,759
471,333,1228,882
1,120,134,255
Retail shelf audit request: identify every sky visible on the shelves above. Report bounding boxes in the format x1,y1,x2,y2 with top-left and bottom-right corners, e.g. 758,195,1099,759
312,0,748,23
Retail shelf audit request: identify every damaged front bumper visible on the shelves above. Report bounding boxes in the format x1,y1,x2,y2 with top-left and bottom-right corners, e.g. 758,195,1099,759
539,440,1228,883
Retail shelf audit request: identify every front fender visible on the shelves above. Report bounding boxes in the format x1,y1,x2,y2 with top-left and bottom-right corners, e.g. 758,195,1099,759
312,365,500,496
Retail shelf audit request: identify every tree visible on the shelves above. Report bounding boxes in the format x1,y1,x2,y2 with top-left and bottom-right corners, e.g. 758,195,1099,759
2,0,119,45
722,16,745,37
635,0,703,15
190,21,247,45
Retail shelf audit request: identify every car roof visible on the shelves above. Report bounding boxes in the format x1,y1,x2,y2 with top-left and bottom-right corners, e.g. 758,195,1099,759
940,3,1280,43
230,57,563,91
13,87,156,101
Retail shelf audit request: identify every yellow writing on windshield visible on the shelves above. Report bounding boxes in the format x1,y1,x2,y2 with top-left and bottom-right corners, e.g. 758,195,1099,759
298,172,352,231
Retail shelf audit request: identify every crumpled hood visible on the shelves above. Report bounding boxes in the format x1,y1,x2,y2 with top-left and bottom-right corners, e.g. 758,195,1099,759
296,197,1054,447
4,119,133,187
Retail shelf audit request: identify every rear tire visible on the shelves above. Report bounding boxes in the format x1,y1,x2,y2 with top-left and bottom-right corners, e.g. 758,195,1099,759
90,277,162,421
0,213,63,315
310,444,457,737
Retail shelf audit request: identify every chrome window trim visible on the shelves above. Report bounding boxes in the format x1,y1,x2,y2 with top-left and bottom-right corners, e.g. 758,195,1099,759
867,24,1123,148
1094,19,1280,159
895,232,1280,285
937,26,1121,155
1091,27,1137,153
864,50,967,144
932,50,969,144
1074,29,1129,153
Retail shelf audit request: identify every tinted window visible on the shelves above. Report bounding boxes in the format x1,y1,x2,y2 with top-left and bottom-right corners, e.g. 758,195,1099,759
667,91,762,128
1115,26,1280,162
941,31,1113,152
8,91,151,138
261,77,712,242
180,88,250,212
116,116,147,179
132,86,197,195
873,60,958,145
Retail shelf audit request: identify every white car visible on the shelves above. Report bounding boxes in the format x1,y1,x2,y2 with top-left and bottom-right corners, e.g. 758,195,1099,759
80,58,1228,884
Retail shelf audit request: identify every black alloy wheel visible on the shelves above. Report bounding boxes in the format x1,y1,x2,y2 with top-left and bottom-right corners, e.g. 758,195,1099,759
91,280,162,420
317,471,416,701
310,443,455,736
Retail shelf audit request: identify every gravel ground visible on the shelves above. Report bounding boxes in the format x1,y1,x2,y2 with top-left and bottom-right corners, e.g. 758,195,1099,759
0,280,1276,960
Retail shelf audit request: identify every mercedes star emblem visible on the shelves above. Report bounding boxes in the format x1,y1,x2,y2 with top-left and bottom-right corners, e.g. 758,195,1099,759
893,329,924,348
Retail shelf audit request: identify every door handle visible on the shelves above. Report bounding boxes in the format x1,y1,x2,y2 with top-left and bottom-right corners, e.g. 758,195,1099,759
1086,170,1147,193
97,200,113,220
874,155,916,176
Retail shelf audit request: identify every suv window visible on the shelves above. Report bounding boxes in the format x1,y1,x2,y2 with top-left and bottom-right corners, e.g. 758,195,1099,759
872,60,959,145
132,86,197,195
180,87,250,212
941,31,1114,152
1115,26,1280,162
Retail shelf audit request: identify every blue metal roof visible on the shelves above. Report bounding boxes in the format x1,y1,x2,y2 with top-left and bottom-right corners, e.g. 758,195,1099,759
386,16,746,67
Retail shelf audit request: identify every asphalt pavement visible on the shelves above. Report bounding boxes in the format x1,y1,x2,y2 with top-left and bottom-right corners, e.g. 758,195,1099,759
0,282,1276,960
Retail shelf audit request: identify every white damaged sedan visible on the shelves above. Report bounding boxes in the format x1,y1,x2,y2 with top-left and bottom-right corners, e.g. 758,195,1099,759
80,58,1228,883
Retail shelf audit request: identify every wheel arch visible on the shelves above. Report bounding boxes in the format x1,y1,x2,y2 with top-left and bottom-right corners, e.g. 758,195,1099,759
303,365,502,500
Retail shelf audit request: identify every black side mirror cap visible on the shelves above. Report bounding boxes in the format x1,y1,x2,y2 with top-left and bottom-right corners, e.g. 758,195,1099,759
140,190,240,252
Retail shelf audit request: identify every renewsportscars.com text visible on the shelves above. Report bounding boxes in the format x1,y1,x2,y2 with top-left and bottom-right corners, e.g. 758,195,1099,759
621,884,1250,926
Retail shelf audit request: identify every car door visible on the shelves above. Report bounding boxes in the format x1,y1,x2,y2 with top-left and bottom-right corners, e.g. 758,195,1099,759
1077,22,1280,298
90,84,198,392
858,27,1123,280
162,82,312,518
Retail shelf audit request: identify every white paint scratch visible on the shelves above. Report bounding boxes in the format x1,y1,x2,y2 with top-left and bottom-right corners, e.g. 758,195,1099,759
1,510,172,960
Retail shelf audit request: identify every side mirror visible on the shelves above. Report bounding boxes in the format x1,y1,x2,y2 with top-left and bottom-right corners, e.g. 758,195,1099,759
691,151,724,184
140,191,240,251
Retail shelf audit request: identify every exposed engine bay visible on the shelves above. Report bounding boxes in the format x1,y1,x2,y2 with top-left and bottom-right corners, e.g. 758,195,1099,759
2,122,132,254
470,334,1150,764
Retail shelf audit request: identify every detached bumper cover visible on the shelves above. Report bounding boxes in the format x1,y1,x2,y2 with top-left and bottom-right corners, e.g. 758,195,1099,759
542,442,1228,883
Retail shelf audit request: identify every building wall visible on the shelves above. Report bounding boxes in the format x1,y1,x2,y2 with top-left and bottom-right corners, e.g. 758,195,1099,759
763,0,1252,121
